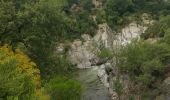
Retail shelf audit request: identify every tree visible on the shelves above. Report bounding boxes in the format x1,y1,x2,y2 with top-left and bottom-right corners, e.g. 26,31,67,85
0,44,40,99
0,0,36,43
104,0,133,30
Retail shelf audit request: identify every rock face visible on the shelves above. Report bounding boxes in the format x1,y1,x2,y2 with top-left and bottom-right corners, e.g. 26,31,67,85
69,36,96,69
113,23,146,47
69,22,146,67
68,22,146,99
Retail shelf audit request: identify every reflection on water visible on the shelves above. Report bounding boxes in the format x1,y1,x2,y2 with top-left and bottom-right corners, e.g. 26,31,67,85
74,68,111,100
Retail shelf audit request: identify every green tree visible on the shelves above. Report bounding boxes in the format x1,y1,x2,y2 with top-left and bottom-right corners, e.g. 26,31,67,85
104,0,133,30
0,0,36,43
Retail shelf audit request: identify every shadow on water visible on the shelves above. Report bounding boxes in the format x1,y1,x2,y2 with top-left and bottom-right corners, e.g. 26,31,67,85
73,68,111,100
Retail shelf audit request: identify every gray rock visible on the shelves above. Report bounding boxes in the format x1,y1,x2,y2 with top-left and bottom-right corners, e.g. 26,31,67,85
68,23,146,100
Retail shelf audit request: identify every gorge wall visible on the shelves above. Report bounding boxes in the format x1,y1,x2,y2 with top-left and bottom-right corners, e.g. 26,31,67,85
68,22,146,100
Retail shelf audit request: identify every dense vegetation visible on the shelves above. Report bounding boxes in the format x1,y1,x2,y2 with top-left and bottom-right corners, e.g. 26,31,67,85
100,0,170,31
0,0,91,99
0,45,40,100
0,0,96,78
0,0,170,100
116,9,170,100
45,76,82,100
96,0,170,99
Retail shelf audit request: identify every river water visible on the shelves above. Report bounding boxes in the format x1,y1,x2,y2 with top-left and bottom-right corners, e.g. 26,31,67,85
74,68,111,100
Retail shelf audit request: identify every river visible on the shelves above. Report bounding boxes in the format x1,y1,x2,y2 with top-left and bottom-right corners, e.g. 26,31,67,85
71,23,145,100
74,67,111,100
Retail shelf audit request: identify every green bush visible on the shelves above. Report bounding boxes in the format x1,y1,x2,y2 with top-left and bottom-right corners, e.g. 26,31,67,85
45,76,82,100
98,48,112,59
119,40,170,86
163,28,170,44
0,46,36,100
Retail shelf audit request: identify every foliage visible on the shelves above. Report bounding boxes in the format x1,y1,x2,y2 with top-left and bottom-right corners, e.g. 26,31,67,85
117,13,170,98
24,0,74,78
0,0,36,42
0,0,169,99
103,0,170,31
67,0,79,7
142,16,170,39
163,28,170,44
104,0,132,31
119,40,170,86
114,79,123,97
81,0,94,12
0,44,40,100
42,55,75,80
98,48,112,59
116,38,170,99
45,76,82,100
30,0,97,92
36,89,50,100
0,0,96,79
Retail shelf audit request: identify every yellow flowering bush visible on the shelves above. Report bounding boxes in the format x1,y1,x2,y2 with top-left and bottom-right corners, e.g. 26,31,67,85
0,44,41,88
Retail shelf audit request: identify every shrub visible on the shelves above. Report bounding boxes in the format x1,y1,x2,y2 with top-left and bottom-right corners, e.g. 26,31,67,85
119,40,170,86
45,76,82,100
0,44,40,100
163,28,170,44
98,48,112,59
141,16,170,39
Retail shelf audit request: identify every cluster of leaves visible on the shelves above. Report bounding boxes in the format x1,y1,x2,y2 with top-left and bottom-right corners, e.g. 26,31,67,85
0,44,40,100
101,0,170,31
45,76,82,100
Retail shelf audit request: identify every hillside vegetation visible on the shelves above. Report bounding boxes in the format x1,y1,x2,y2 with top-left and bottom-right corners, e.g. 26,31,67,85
0,0,170,100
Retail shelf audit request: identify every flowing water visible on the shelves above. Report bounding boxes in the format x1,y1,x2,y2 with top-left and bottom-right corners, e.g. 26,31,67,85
72,23,145,100
74,68,111,100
